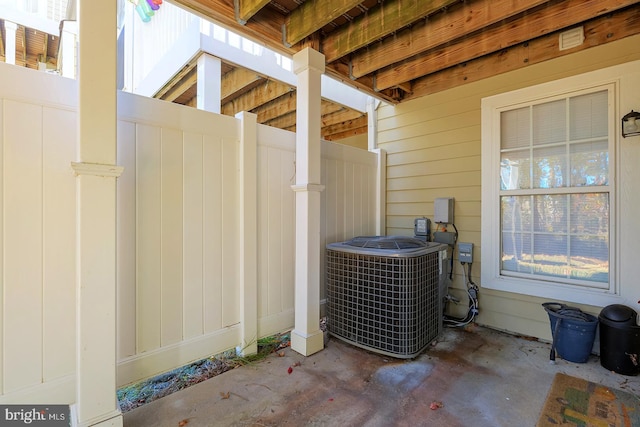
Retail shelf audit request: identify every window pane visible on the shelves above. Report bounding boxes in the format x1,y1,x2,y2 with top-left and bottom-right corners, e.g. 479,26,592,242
533,234,568,278
570,236,609,283
534,195,567,233
570,141,608,186
570,193,609,235
501,196,532,231
501,150,530,190
533,100,565,145
533,146,566,188
570,91,608,140
501,107,530,149
502,232,532,274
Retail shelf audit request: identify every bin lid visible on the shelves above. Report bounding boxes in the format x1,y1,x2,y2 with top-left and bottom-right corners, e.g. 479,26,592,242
600,304,637,324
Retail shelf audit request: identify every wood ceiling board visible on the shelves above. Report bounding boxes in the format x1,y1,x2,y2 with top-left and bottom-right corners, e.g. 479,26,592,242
375,0,640,91
320,0,461,63
349,0,549,79
408,6,640,100
221,66,266,103
235,0,271,23
221,78,293,115
283,0,363,46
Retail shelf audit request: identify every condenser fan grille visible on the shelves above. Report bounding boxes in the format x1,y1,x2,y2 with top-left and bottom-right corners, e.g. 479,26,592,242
326,237,447,358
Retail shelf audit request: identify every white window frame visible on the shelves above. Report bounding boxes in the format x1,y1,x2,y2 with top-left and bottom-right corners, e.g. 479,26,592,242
481,69,622,306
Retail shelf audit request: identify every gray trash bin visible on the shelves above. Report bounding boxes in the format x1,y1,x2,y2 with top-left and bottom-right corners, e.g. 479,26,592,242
599,304,640,376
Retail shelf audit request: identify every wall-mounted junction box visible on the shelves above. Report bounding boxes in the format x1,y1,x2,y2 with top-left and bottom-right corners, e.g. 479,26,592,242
458,242,473,263
434,197,454,224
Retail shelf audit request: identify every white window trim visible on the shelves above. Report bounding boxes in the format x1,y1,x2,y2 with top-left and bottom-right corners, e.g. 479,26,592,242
481,67,625,307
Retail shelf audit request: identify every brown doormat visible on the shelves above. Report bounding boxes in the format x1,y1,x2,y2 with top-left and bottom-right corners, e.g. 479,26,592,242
537,373,640,426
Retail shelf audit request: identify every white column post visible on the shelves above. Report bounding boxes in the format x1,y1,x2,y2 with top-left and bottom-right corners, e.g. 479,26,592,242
367,96,378,152
236,111,258,356
197,53,222,113
291,47,325,356
372,148,387,236
60,20,78,79
74,1,123,426
4,21,17,65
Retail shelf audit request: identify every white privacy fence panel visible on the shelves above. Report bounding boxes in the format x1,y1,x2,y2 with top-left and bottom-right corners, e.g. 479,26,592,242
0,64,77,402
116,92,242,385
256,125,297,336
0,63,382,400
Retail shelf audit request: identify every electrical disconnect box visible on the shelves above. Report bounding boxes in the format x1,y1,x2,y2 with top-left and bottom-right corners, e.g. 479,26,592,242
434,197,454,224
414,217,431,241
458,242,473,263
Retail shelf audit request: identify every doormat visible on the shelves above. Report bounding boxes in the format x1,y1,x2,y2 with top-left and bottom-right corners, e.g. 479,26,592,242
537,372,640,426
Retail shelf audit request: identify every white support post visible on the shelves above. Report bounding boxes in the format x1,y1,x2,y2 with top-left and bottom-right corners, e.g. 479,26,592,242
74,1,123,426
60,20,78,79
367,96,378,152
291,48,325,357
236,111,258,356
197,53,222,113
4,21,17,65
372,148,387,236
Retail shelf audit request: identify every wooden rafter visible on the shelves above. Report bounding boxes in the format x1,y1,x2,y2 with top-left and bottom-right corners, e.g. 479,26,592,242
264,100,346,128
349,0,549,79
235,0,270,24
0,21,5,58
321,0,460,63
160,68,197,102
408,6,640,100
253,91,296,123
155,61,198,100
172,0,290,55
284,0,362,46
221,67,265,103
375,0,638,91
221,79,293,116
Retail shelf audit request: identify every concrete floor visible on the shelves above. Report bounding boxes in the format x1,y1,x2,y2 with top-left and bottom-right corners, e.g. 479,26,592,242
123,325,640,427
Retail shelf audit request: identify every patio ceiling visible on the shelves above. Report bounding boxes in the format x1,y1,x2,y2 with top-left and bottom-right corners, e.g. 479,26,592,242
164,0,640,140
0,19,59,70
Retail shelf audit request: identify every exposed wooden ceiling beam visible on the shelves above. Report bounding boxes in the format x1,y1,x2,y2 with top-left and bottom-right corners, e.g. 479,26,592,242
323,125,368,141
155,61,198,99
408,6,640,100
284,0,362,47
263,100,347,128
221,78,293,116
235,0,270,24
20,26,26,64
221,66,265,103
350,0,548,79
321,115,368,138
0,22,5,58
160,68,198,102
172,0,291,56
375,0,639,91
253,91,296,123
322,109,365,127
321,0,460,63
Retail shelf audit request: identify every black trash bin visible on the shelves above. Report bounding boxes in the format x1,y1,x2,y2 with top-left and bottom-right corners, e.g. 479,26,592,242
599,304,640,376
